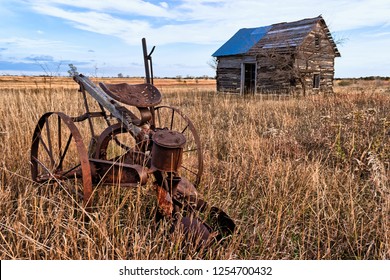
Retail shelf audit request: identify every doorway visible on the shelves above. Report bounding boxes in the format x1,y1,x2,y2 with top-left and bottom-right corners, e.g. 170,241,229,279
243,63,256,94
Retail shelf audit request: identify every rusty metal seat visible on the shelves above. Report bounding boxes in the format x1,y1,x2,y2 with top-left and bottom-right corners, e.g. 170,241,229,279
99,82,162,107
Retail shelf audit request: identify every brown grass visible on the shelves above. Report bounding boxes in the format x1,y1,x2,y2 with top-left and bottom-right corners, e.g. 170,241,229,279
0,76,389,259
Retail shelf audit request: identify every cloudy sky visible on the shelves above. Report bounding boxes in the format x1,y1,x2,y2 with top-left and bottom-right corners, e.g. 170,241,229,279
0,0,389,78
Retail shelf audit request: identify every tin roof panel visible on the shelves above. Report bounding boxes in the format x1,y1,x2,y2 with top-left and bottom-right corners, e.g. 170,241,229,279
212,25,272,57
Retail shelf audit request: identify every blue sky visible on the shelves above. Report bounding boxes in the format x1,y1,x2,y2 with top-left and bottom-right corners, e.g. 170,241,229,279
0,0,389,78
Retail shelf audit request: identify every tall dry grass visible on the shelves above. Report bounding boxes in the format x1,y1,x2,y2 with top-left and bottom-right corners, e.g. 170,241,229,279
0,77,389,259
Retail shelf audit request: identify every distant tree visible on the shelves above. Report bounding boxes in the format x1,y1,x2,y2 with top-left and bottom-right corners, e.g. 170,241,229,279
207,57,218,70
34,60,62,92
93,64,99,77
67,64,78,76
117,73,124,78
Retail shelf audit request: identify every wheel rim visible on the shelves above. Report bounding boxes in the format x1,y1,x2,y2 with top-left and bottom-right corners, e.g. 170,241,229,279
153,106,203,186
30,112,93,209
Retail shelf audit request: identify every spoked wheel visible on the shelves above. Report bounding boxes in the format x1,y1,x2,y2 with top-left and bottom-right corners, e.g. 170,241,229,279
30,112,93,209
153,106,203,186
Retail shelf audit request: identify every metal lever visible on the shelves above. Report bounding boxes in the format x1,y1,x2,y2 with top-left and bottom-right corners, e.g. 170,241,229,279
142,38,155,84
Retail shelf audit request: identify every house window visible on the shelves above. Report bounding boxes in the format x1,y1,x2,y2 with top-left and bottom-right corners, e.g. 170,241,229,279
315,34,320,50
290,77,297,86
313,74,320,89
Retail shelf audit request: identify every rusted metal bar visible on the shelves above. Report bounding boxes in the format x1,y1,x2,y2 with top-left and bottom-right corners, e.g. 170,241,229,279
142,38,155,84
142,38,150,84
80,84,96,138
89,158,148,186
71,112,105,123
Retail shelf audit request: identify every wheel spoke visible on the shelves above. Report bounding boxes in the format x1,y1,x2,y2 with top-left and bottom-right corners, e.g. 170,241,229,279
157,108,162,128
58,115,62,164
31,155,55,180
58,134,73,170
183,148,198,153
61,163,81,177
45,117,55,167
181,124,189,134
170,109,175,130
38,134,55,167
181,165,198,176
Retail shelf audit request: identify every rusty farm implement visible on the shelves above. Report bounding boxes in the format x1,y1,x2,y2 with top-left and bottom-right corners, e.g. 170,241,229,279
30,39,234,245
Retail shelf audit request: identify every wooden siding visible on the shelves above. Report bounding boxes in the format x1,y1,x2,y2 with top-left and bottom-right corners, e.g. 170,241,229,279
254,51,294,93
216,56,256,92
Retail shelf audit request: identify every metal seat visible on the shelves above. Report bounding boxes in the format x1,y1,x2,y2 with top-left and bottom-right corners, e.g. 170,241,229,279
99,82,162,107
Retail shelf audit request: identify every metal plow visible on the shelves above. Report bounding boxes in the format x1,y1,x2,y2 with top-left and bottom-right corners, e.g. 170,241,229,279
30,38,235,249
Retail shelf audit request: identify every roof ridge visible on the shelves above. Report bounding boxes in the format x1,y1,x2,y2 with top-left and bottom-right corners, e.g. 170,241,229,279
270,15,323,27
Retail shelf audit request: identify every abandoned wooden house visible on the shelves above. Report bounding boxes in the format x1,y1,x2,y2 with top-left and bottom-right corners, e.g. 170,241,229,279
212,16,341,94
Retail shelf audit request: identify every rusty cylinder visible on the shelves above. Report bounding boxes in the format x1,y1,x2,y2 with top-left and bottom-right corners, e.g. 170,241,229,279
151,130,186,172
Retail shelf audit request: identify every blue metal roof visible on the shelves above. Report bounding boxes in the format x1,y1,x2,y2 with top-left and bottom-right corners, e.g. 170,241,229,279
212,25,272,57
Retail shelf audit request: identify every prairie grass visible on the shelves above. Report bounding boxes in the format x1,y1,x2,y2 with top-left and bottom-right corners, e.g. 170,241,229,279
0,77,389,259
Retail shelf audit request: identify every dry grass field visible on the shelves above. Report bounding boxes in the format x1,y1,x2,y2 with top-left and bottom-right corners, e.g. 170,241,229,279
0,76,389,259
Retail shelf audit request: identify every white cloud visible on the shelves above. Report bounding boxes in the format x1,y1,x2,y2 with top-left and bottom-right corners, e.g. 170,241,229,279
369,32,390,37
28,0,230,45
28,0,173,18
24,0,390,47
160,2,169,9
3,0,390,77
0,37,85,64
0,37,63,50
0,2,15,17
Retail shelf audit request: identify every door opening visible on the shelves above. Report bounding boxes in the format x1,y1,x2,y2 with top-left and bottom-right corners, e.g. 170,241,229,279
243,63,256,94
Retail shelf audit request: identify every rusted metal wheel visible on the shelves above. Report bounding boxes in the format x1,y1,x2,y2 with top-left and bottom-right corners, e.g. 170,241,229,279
153,106,203,186
30,112,93,209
